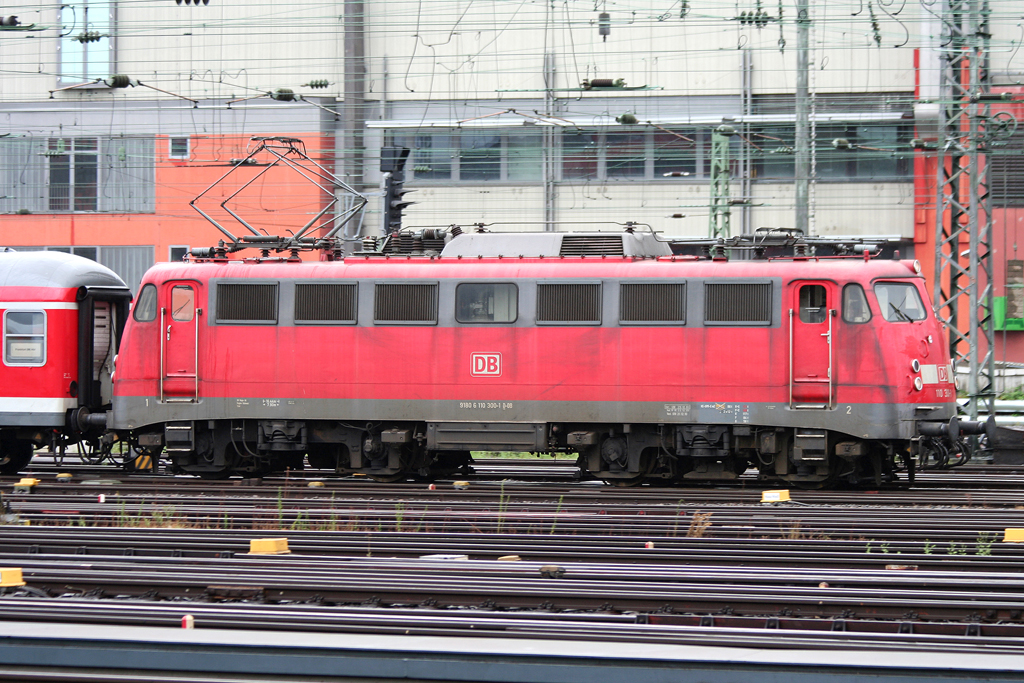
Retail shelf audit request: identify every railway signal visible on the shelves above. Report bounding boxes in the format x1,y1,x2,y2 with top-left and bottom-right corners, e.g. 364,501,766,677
380,147,413,233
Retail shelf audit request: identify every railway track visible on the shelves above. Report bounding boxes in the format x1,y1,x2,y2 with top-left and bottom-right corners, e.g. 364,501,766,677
4,461,1024,679
3,527,1024,640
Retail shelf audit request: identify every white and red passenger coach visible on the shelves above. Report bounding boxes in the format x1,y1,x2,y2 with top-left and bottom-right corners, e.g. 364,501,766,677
0,250,130,473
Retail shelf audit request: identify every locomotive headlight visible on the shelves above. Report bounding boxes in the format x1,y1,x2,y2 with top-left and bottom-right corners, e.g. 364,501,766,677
914,376,924,391
954,375,961,390
911,359,921,373
912,259,922,274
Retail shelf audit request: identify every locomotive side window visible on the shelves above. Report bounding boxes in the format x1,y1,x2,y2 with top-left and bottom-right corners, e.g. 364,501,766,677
170,286,195,322
456,283,517,323
874,281,927,322
842,284,872,323
216,283,278,323
798,284,827,323
536,283,601,325
703,282,772,325
295,283,357,324
620,283,686,324
374,283,438,324
133,284,157,322
3,310,45,366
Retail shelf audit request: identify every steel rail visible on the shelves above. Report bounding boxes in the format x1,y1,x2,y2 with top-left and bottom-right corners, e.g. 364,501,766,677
0,598,1021,652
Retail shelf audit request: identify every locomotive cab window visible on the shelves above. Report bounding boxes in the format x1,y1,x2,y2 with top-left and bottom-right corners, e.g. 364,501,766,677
456,283,517,323
874,281,927,322
4,310,45,366
133,283,157,322
171,286,195,322
798,284,827,323
842,284,871,323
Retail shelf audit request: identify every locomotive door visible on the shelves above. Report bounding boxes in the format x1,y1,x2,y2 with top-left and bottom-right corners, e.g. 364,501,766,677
160,282,201,402
789,281,836,409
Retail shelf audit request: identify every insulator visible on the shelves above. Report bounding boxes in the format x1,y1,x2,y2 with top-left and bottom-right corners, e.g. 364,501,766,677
304,79,330,89
1,15,19,26
74,31,102,43
450,225,463,237
616,113,638,124
107,74,131,88
598,12,610,41
270,88,295,101
589,78,616,88
679,0,689,18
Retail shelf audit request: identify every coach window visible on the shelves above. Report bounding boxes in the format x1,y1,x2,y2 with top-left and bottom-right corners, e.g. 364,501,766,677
842,284,871,323
133,284,157,322
874,281,927,322
4,310,45,366
798,285,827,323
170,285,195,322
456,283,517,323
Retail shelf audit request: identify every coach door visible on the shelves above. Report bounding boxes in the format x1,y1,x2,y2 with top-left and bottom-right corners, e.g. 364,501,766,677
789,281,836,409
160,281,201,402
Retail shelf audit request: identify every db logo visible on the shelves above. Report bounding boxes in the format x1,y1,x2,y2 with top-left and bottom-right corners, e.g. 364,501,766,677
471,353,502,377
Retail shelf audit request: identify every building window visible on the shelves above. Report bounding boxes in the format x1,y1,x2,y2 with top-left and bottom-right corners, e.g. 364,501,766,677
606,132,646,178
169,246,189,262
653,129,699,177
752,124,911,180
58,0,114,85
460,132,501,181
0,136,155,214
169,137,190,159
48,138,98,212
392,130,542,182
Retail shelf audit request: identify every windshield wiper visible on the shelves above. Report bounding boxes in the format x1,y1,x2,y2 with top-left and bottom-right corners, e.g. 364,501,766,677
889,302,912,322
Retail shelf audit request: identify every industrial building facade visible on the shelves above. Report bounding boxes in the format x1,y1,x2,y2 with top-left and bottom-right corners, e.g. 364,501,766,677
0,0,1022,357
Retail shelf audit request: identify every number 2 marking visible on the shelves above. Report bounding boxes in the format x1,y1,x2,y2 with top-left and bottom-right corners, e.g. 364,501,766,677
846,406,852,414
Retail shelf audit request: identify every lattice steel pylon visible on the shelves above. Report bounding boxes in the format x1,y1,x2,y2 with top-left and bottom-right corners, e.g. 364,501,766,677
932,0,995,424
708,125,734,239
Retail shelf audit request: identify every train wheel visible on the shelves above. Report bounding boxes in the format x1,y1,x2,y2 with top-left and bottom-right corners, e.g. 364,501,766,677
368,471,409,483
196,469,232,480
601,451,654,487
603,472,649,487
0,439,33,475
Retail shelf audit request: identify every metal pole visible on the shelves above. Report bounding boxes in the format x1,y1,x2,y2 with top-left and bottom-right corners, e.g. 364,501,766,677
794,0,810,235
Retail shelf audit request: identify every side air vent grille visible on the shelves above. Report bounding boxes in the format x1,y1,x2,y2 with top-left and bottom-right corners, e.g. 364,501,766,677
374,283,438,323
217,283,278,323
537,283,601,324
295,283,357,323
620,283,686,323
704,282,772,325
559,235,625,256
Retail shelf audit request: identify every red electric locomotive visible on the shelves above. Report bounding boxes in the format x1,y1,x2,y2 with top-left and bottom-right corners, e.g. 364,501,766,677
0,250,132,473
106,228,982,487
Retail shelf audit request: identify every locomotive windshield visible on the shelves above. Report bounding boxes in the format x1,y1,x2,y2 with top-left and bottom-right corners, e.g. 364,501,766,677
874,281,927,322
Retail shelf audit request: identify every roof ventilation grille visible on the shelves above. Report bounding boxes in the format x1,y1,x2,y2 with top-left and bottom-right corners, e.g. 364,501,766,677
559,235,625,256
